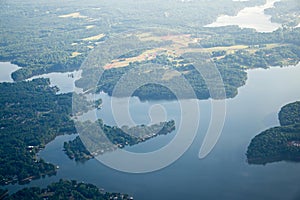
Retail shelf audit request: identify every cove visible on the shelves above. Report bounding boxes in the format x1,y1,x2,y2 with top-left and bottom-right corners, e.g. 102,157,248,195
0,62,20,83
0,62,82,94
27,70,82,94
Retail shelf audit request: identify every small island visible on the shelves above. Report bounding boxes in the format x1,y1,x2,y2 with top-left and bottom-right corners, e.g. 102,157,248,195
246,101,300,165
3,179,133,200
64,120,175,161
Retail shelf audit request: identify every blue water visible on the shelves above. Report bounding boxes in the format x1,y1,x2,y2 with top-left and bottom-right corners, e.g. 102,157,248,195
0,62,82,93
4,64,300,199
0,62,20,82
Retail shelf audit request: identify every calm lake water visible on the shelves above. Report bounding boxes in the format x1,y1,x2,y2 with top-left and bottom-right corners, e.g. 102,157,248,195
1,2,299,197
0,62,81,93
27,70,82,94
0,62,82,94
4,64,300,200
205,0,281,32
0,62,20,82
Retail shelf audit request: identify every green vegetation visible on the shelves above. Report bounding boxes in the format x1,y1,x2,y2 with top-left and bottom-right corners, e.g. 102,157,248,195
0,76,174,186
96,65,182,100
200,27,300,67
95,99,103,110
0,78,76,185
200,26,300,47
1,0,299,101
6,179,132,200
0,0,299,195
279,101,300,126
265,0,300,27
64,136,93,161
64,120,175,161
0,0,110,81
247,101,300,165
87,27,300,101
0,0,265,82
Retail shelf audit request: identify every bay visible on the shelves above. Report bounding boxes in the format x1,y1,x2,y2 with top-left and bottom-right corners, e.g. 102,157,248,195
5,64,300,200
27,70,82,94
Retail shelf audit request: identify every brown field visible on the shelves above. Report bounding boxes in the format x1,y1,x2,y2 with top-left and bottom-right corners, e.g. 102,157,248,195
70,52,82,58
85,25,95,29
102,32,286,70
82,33,105,41
103,33,200,69
59,12,87,19
162,70,181,81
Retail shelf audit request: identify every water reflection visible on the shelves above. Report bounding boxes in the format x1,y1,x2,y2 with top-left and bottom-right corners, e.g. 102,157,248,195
4,64,300,200
205,0,281,32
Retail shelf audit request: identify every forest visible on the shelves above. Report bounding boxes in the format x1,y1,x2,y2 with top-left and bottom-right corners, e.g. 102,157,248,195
0,0,265,82
0,0,299,197
247,101,300,165
279,101,300,126
200,26,300,47
88,27,300,101
0,77,176,184
0,0,299,102
265,0,300,27
2,179,132,200
0,78,76,185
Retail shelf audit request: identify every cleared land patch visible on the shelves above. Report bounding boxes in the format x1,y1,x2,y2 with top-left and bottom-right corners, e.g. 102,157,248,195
59,12,87,19
70,52,82,58
82,33,105,41
102,32,288,71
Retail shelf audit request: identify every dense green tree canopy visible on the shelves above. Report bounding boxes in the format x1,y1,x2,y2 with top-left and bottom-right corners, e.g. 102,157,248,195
247,101,300,165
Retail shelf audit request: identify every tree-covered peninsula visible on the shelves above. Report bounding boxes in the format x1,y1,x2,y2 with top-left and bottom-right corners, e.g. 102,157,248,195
2,179,133,200
247,101,300,165
64,120,175,161
76,27,300,101
0,78,176,184
0,78,76,185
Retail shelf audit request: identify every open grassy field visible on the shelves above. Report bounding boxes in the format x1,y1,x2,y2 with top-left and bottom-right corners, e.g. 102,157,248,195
59,12,87,19
82,33,105,41
102,32,288,70
70,52,82,58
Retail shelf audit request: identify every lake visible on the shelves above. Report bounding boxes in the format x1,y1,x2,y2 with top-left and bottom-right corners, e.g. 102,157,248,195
0,61,82,94
4,63,300,200
0,62,20,83
1,1,299,197
27,70,82,94
205,0,281,32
